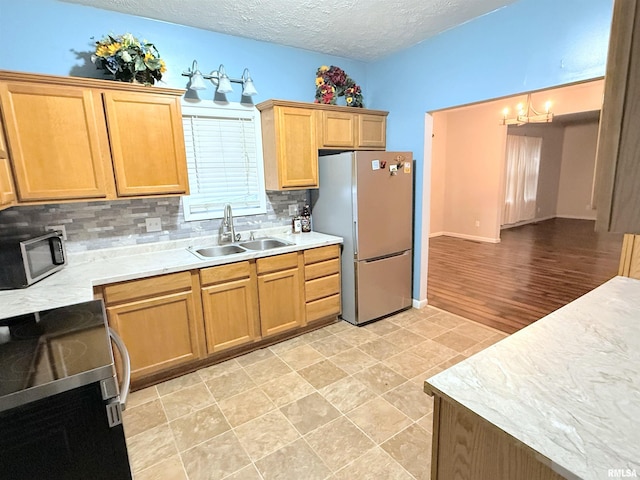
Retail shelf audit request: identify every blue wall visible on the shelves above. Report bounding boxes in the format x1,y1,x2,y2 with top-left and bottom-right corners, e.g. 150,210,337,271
0,0,615,300
367,0,613,298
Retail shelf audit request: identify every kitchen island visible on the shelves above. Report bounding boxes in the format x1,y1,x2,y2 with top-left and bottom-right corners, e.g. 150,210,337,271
425,276,640,480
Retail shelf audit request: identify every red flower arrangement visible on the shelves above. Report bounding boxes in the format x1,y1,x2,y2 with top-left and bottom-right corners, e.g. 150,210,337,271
315,65,364,107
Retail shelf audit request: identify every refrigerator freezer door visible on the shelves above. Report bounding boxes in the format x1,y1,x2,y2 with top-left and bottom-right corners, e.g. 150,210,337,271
354,250,412,324
354,151,413,260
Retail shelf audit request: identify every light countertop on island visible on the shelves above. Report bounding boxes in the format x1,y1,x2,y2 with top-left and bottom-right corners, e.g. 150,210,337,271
425,276,640,480
0,230,342,320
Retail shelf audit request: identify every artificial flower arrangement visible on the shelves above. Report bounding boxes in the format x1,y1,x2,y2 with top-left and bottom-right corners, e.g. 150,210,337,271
91,33,166,85
315,65,363,107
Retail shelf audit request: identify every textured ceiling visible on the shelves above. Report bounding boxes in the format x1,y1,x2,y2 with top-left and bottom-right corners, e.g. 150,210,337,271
62,0,517,61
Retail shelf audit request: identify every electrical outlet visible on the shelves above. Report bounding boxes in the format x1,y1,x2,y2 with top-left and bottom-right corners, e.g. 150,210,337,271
475,220,480,228
288,204,299,216
45,225,67,240
145,217,162,233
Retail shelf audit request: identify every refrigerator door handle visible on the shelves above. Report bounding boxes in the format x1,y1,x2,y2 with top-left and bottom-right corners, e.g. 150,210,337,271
352,220,358,257
109,327,131,410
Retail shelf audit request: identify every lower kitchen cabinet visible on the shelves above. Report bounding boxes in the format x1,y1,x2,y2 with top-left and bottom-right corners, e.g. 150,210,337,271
256,252,305,337
304,245,342,322
101,271,205,382
200,261,260,354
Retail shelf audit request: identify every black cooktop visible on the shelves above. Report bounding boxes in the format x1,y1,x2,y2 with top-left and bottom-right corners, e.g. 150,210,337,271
0,300,115,412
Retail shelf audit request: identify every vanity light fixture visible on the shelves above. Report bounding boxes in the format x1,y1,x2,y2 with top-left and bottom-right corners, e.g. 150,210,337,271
182,60,258,97
181,60,207,91
501,94,553,126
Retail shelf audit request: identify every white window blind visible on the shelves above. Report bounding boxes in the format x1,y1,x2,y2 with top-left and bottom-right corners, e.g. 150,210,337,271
181,101,266,221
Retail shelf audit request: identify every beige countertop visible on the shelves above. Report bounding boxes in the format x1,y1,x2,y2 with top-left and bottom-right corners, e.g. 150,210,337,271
0,230,342,320
425,276,640,480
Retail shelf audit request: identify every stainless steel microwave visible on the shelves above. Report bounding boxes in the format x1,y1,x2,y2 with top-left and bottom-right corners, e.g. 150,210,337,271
0,231,67,290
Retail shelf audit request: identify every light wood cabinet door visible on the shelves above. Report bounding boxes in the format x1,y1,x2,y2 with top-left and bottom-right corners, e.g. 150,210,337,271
357,114,386,148
106,290,203,381
200,262,260,354
320,111,356,148
0,158,16,209
0,82,110,201
257,265,304,337
103,91,189,196
261,105,318,190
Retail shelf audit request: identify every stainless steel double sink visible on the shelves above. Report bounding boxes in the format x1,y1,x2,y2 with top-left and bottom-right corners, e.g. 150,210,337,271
187,237,294,260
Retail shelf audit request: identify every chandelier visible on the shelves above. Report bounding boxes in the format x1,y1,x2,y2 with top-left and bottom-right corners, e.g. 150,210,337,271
501,94,553,126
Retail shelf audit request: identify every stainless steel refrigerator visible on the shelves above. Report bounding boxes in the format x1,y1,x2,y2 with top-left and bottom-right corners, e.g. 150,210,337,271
311,151,413,325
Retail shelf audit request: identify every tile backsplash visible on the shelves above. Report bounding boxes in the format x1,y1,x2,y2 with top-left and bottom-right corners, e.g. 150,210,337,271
0,191,308,253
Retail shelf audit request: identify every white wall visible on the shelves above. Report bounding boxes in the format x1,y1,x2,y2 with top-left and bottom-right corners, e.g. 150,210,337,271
556,120,600,219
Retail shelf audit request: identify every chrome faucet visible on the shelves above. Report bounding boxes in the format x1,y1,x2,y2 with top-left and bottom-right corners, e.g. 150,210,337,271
219,203,238,244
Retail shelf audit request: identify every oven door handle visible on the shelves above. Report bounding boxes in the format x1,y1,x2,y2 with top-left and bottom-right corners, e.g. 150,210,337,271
108,327,131,410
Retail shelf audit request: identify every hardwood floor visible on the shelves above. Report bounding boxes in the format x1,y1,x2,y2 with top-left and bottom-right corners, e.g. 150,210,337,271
426,218,624,333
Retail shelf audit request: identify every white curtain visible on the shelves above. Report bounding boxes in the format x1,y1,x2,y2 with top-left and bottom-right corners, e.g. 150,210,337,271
502,135,542,225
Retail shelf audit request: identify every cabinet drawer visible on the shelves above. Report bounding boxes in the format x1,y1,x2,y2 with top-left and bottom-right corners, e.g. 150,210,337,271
304,245,340,264
305,258,340,280
305,273,340,302
200,261,251,286
103,271,192,304
306,294,341,322
257,252,299,274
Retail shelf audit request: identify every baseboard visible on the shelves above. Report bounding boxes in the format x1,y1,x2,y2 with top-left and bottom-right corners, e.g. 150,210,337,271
429,231,445,238
436,232,500,243
555,214,597,221
412,298,429,309
501,215,555,230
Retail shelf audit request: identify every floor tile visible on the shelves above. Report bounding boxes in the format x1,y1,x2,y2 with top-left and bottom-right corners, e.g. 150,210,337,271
383,328,427,349
353,362,407,395
405,319,450,339
309,335,352,357
383,350,438,379
305,416,375,472
235,347,275,367
318,375,378,414
383,381,434,421
300,327,334,343
181,430,251,480
347,397,412,444
417,411,434,433
255,438,331,480
409,339,459,365
362,319,401,336
126,424,178,474
333,446,413,480
223,463,263,480
204,368,256,402
123,398,167,438
169,404,231,451
328,347,378,375
381,423,433,479
134,455,187,480
161,383,214,421
243,356,292,385
217,387,275,427
260,371,315,407
156,372,203,397
126,386,158,409
429,312,466,329
338,326,379,346
234,410,300,461
267,335,307,355
298,359,348,389
280,392,341,435
278,343,325,370
432,330,480,353
358,338,404,361
453,321,501,342
197,359,241,381
323,320,352,334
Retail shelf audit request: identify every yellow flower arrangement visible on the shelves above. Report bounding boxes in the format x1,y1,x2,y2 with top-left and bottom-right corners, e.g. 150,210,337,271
91,33,166,85
314,65,363,107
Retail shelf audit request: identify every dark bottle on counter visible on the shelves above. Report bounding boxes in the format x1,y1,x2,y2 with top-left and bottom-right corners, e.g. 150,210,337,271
301,204,311,232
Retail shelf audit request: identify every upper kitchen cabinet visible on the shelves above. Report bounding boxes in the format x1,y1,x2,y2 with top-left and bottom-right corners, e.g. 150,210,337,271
0,114,16,209
595,0,640,233
319,109,387,149
103,91,188,196
0,70,188,204
257,99,388,191
258,100,319,190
